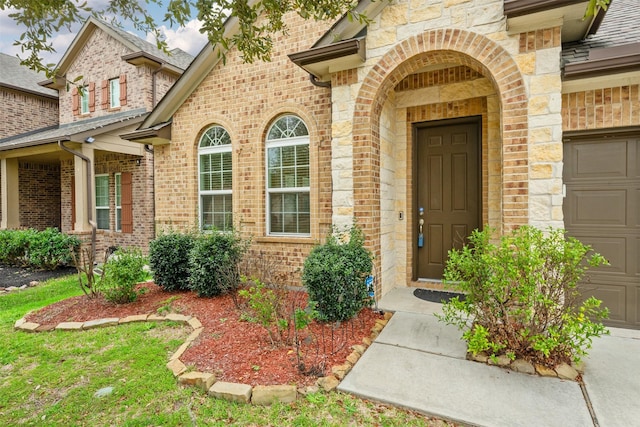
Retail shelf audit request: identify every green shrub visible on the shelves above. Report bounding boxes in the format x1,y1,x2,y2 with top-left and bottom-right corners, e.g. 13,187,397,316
148,231,196,291
238,277,289,344
0,228,79,269
27,228,81,269
188,230,248,297
99,247,148,304
302,225,373,322
438,226,609,365
0,229,35,267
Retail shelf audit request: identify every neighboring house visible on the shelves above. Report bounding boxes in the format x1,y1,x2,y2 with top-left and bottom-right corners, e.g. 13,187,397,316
0,17,193,257
0,53,60,226
125,0,639,329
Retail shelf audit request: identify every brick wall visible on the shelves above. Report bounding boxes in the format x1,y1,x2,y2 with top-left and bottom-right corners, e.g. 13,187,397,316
18,162,61,230
61,151,155,255
154,13,334,286
0,88,58,139
59,29,163,124
562,85,640,130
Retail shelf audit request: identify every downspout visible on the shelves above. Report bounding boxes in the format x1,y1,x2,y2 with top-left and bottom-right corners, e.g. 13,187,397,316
309,74,331,88
58,140,96,260
144,144,156,239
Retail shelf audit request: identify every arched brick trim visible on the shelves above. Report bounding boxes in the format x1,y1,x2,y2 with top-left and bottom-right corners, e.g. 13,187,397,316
353,28,528,283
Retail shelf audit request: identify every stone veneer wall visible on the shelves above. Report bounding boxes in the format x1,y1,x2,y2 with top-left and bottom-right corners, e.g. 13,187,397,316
329,0,564,293
18,162,61,230
154,13,334,287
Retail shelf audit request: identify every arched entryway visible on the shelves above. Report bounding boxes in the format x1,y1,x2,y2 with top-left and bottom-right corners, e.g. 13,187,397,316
352,29,528,295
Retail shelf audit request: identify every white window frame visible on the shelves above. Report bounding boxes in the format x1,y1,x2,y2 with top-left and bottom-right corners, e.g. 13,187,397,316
80,85,89,115
95,174,110,230
109,77,120,108
198,126,233,231
265,115,311,237
115,173,122,232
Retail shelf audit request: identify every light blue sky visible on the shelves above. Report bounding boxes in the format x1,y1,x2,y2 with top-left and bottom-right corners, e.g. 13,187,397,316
0,0,208,66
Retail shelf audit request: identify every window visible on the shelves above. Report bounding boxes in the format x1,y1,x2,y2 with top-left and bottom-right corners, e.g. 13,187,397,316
109,78,120,108
115,173,122,231
199,125,232,231
95,175,110,230
80,85,89,115
266,115,310,235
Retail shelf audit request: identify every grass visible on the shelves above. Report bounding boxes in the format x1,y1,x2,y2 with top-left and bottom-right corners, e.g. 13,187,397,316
0,275,450,426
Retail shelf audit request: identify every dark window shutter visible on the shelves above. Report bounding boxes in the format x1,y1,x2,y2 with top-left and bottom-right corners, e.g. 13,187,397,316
70,180,76,231
101,80,108,109
72,87,79,116
121,172,133,233
119,74,127,106
89,82,95,112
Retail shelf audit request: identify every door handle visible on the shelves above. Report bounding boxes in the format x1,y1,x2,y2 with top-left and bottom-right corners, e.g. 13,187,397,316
418,207,424,248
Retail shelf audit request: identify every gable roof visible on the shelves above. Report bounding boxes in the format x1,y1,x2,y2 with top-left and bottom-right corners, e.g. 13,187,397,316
128,0,382,136
0,53,58,99
562,0,640,78
41,17,193,88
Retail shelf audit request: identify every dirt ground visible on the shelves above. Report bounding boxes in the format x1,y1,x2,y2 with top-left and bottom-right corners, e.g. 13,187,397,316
0,265,77,288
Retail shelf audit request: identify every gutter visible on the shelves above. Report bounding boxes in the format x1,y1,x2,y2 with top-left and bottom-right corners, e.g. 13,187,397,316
564,42,640,79
57,140,97,260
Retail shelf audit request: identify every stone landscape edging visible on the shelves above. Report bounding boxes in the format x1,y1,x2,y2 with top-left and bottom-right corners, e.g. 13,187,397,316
13,311,393,405
466,351,585,381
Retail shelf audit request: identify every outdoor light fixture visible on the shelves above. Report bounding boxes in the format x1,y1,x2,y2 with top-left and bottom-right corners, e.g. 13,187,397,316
84,136,95,143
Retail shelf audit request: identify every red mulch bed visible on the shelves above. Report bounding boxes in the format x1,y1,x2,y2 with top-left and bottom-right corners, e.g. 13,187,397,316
25,282,383,387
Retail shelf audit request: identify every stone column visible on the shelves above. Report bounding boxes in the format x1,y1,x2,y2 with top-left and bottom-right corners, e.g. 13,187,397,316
73,144,95,232
1,158,19,229
331,81,357,230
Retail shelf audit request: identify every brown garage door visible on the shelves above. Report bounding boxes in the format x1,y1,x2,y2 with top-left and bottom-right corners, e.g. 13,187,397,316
564,134,640,329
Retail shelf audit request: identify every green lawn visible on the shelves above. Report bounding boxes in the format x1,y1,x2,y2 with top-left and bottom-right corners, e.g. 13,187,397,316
0,276,449,426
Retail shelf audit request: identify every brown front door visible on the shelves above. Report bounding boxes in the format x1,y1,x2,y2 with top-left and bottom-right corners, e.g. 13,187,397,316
415,118,480,279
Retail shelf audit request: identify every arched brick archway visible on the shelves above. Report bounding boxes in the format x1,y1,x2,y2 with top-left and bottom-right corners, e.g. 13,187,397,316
352,28,528,283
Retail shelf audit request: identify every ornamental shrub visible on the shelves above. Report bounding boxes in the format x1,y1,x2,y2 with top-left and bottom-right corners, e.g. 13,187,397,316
27,228,81,270
188,230,248,297
0,228,79,269
438,226,609,365
302,224,373,322
148,231,196,291
99,247,148,304
0,229,35,267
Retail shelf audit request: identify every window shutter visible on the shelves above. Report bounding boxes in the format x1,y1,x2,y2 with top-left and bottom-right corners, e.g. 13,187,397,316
89,82,95,112
71,181,76,231
121,172,133,233
72,87,79,116
119,74,127,106
101,80,108,109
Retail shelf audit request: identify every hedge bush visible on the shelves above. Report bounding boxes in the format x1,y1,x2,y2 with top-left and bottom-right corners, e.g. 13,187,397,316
0,228,79,269
99,247,148,304
28,228,81,269
148,231,196,291
302,225,373,322
188,230,248,297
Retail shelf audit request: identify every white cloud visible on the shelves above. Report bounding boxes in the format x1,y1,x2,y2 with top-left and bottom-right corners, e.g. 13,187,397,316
148,19,208,56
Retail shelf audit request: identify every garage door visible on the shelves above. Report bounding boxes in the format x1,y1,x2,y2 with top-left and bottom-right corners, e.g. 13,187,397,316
564,135,640,329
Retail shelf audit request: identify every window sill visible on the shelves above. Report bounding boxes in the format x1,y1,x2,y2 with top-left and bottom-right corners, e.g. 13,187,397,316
254,235,317,245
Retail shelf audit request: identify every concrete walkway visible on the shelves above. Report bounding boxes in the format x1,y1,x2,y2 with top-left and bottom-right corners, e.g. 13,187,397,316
338,287,640,427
